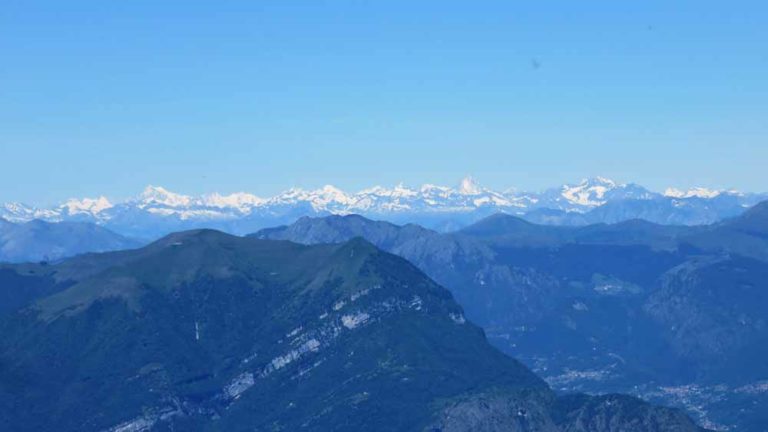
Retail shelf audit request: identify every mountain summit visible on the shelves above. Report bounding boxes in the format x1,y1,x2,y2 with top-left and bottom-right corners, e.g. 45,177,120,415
0,231,705,431
458,175,483,195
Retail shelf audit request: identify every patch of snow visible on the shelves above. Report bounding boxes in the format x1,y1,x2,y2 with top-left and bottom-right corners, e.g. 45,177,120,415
458,176,482,195
138,185,192,208
201,192,265,211
560,178,618,207
62,196,113,215
664,187,722,199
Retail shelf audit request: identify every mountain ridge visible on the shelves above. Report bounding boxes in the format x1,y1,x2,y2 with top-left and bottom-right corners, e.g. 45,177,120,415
0,230,706,431
3,177,765,238
254,210,768,431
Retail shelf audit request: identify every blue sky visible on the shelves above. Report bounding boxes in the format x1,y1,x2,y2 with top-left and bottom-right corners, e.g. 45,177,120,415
1,1,767,205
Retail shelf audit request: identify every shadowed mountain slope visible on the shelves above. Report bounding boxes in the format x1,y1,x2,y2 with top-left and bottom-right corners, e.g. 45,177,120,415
253,206,768,431
0,230,704,431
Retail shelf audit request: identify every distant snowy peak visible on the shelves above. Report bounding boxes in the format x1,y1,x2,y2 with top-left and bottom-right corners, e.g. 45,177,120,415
268,185,354,211
201,192,265,211
539,177,638,208
138,185,192,208
458,176,483,195
560,177,619,206
350,178,517,212
62,196,113,216
1,203,37,222
137,186,269,213
311,185,355,208
664,187,724,199
1,202,59,223
1,178,762,229
257,178,513,214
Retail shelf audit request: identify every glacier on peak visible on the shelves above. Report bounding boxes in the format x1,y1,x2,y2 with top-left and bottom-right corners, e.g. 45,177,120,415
586,176,617,187
138,185,192,208
62,196,113,215
1,202,36,219
1,202,60,223
267,185,355,211
201,192,265,211
559,177,620,207
664,187,723,199
458,176,483,195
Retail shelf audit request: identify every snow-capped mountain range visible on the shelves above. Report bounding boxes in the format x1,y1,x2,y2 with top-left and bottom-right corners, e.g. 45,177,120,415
2,177,765,238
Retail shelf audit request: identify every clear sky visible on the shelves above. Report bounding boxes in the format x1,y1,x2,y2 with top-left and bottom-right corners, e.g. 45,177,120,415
1,1,767,205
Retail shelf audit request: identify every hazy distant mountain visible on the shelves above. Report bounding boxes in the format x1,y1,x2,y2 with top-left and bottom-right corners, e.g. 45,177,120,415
2,177,765,238
0,219,139,263
255,207,768,431
684,200,768,261
0,231,704,431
